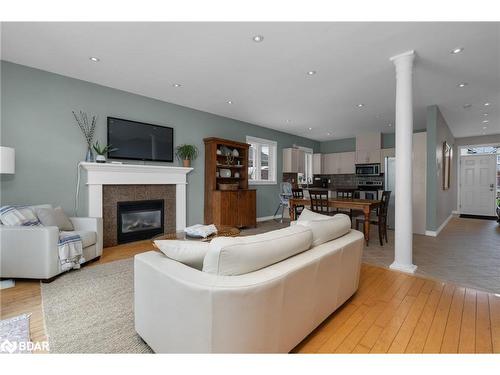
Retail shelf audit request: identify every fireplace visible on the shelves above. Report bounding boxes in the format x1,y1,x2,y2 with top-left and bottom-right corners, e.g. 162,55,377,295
117,199,165,244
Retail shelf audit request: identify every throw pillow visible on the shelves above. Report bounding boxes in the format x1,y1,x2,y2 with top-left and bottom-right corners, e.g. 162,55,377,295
296,213,351,247
0,205,40,226
154,240,210,270
35,206,74,231
297,207,332,222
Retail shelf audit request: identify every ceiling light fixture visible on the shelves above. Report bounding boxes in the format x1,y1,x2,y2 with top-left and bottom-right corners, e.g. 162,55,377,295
457,82,468,88
308,127,313,130
89,57,100,62
227,100,233,104
356,103,365,108
463,104,472,109
172,83,182,88
327,132,331,136
388,123,393,127
252,35,264,43
482,120,489,123
450,47,464,54
483,113,489,116
307,70,316,76
484,102,491,106
483,126,488,130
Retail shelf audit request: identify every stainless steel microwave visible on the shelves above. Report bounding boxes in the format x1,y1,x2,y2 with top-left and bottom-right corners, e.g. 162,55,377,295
355,163,380,176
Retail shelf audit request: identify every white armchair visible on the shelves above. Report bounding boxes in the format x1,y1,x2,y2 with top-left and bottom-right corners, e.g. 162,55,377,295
0,205,102,281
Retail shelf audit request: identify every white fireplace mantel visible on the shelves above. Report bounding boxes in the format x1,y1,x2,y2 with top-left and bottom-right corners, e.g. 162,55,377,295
80,162,193,230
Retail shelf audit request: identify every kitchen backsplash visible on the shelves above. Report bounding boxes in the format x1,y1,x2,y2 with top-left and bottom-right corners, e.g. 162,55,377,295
312,174,385,189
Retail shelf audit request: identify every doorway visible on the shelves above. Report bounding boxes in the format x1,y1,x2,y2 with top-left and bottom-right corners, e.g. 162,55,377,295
459,148,498,218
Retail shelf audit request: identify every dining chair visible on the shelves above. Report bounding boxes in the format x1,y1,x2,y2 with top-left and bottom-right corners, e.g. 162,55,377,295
356,190,391,246
336,190,353,216
309,190,335,216
291,188,305,219
273,182,293,223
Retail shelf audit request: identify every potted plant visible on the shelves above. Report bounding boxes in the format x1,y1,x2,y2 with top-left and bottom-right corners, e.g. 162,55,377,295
92,141,118,163
175,144,198,167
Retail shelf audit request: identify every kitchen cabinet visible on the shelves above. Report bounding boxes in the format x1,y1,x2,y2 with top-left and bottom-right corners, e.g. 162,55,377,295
283,148,305,174
380,148,395,173
312,153,323,174
323,151,355,174
356,133,381,151
355,133,381,164
355,149,381,164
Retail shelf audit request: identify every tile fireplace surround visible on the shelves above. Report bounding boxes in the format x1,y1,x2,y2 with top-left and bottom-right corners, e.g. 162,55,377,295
80,162,193,247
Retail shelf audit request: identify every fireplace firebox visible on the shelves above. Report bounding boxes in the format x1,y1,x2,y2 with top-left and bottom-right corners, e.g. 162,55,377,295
117,199,164,244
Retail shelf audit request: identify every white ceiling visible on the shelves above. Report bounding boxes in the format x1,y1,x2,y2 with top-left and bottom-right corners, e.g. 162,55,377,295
1,22,499,141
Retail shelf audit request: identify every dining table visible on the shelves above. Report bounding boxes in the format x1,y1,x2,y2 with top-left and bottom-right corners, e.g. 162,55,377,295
289,197,382,245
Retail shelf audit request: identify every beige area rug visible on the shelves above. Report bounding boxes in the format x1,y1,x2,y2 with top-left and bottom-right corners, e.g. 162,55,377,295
41,259,152,353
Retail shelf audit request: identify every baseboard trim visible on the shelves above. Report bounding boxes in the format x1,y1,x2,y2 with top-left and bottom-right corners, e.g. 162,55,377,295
257,215,282,222
425,213,453,237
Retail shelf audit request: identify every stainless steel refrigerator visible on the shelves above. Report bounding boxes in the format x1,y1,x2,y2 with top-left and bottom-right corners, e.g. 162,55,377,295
384,156,396,229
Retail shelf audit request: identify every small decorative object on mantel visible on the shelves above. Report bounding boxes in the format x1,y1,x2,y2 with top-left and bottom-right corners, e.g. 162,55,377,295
92,141,118,163
175,144,199,168
234,171,240,178
72,110,97,162
216,149,222,155
232,148,240,157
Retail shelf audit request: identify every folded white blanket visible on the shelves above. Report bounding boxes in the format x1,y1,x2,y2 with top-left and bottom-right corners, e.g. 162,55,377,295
184,224,218,238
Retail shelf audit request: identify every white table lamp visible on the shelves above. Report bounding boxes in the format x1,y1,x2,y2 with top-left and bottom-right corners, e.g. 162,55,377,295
0,146,15,174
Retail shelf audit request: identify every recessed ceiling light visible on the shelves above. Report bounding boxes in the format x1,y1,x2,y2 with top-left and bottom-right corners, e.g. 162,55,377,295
252,35,264,43
484,102,491,106
483,126,488,130
308,127,313,130
450,47,464,54
483,113,489,116
307,70,316,76
286,119,291,123
89,57,100,62
457,82,468,88
172,83,182,88
227,100,233,104
327,132,331,136
463,104,472,109
482,120,489,123
356,103,365,108
388,123,393,127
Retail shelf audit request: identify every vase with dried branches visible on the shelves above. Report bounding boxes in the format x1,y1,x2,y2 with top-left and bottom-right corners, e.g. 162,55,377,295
72,110,97,162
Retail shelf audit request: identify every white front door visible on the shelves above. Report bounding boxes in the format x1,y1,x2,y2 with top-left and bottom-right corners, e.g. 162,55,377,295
460,154,497,216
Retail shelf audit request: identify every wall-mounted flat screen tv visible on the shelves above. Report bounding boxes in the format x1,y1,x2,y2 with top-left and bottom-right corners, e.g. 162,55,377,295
107,117,174,162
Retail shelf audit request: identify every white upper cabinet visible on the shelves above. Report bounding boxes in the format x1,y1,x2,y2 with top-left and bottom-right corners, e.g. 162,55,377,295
355,133,381,164
283,148,305,174
322,152,355,174
312,153,323,175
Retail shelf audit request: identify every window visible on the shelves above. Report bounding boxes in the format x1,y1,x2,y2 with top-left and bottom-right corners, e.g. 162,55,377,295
246,136,277,185
297,146,313,185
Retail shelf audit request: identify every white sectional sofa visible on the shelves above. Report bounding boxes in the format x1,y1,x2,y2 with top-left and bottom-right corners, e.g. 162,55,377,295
134,211,364,353
0,204,103,281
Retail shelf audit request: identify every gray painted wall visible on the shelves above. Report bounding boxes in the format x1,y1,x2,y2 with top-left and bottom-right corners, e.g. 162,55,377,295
425,105,457,231
0,61,319,225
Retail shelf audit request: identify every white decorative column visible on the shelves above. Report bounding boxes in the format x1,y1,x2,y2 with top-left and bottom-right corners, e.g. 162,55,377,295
389,50,417,274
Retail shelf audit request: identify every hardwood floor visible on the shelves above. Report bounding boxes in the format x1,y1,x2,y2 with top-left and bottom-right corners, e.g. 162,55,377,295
1,237,499,354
